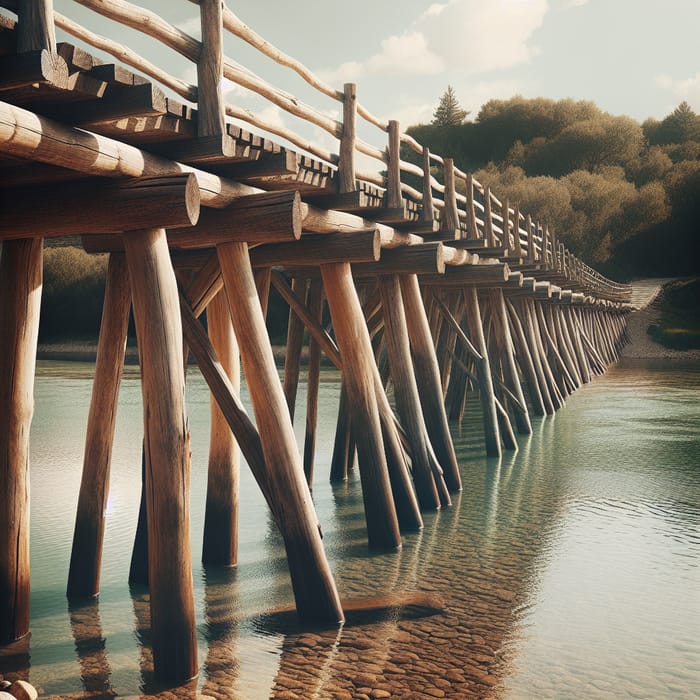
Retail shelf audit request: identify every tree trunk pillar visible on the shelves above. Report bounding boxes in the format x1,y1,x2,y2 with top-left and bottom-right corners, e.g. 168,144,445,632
0,237,42,644
122,227,197,682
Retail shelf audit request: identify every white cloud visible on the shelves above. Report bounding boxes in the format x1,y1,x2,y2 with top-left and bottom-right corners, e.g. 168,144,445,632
656,72,700,111
366,32,444,76
319,0,547,84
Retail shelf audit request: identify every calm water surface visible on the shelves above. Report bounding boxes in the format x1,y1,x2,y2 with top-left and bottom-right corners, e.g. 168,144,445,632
2,359,698,699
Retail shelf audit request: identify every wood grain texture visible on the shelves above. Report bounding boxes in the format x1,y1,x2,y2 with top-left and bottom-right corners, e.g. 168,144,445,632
123,227,197,682
67,253,130,598
0,237,42,643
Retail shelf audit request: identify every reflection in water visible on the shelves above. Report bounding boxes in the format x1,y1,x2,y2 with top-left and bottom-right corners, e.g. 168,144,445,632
68,599,114,697
10,359,700,698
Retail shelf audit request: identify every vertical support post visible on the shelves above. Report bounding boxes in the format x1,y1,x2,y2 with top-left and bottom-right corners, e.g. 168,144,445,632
122,227,197,682
303,279,323,485
526,214,535,263
463,287,501,458
217,242,344,620
505,297,546,417
421,146,434,224
202,288,240,566
400,274,462,493
283,277,306,422
17,0,55,52
484,187,496,248
465,173,479,240
502,199,511,248
386,120,402,209
67,253,130,598
197,0,226,138
441,158,459,234
330,380,354,483
321,263,402,548
513,206,523,257
253,267,271,317
0,238,42,644
379,274,440,511
339,83,357,193
488,288,531,435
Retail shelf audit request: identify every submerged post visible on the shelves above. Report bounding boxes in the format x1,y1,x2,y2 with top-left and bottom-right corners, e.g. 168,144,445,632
0,238,42,644
68,253,130,598
123,227,198,682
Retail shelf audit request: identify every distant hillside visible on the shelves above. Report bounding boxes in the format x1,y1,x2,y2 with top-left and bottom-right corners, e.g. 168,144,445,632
406,96,700,279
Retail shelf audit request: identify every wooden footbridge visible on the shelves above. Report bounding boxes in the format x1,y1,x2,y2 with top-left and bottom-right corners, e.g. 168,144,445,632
0,0,631,684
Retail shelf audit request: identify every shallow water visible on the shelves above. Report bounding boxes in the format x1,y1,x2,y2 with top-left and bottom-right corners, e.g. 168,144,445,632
1,359,699,699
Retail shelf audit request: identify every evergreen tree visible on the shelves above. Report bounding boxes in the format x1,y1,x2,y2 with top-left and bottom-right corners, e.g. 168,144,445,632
431,86,468,126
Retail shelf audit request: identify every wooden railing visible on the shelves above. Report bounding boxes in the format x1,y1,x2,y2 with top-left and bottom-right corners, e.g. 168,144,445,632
0,0,631,301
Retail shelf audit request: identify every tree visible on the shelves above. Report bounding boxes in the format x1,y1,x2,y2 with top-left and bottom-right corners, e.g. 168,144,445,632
649,102,700,145
431,86,468,126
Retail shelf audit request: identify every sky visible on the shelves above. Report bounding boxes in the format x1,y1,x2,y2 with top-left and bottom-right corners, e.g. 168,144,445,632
48,0,700,159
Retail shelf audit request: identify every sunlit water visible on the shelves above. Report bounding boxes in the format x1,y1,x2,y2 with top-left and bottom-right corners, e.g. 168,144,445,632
1,359,698,699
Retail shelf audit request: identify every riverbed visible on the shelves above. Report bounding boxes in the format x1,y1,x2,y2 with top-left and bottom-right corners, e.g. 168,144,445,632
1,358,698,699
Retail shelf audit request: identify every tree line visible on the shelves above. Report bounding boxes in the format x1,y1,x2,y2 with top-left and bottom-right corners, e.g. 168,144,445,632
408,93,700,278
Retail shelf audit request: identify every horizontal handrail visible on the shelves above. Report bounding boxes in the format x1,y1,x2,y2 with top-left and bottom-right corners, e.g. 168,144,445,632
0,0,631,300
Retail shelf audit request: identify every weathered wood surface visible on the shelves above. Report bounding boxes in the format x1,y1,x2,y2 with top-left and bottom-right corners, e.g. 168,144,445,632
122,227,197,681
202,289,240,567
0,237,42,644
217,241,344,623
0,174,200,239
321,262,402,549
67,253,130,599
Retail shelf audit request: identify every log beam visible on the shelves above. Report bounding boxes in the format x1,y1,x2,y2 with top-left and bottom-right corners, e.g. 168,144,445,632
0,174,200,240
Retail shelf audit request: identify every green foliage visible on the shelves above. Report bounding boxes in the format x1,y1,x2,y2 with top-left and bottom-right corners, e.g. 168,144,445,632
408,97,700,276
40,246,108,340
647,278,700,350
431,86,468,126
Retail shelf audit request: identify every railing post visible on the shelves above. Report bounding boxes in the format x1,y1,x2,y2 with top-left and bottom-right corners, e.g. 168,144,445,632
17,0,55,52
526,214,535,262
421,146,434,224
513,205,523,257
386,119,402,209
441,157,459,234
197,0,226,138
503,199,510,248
465,173,479,240
484,186,495,247
339,83,357,193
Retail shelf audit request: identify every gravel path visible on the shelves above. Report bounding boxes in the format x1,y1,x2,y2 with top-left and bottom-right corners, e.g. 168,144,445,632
621,278,700,361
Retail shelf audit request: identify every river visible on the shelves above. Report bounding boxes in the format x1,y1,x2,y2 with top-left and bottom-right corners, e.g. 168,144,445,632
1,358,698,699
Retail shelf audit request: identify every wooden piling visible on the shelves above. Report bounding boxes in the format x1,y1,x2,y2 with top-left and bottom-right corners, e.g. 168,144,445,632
488,288,531,435
400,274,462,492
321,262,402,548
463,287,501,458
283,277,306,421
217,241,344,621
0,237,42,644
67,253,130,598
303,279,323,485
379,274,441,511
202,289,240,567
122,227,197,682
